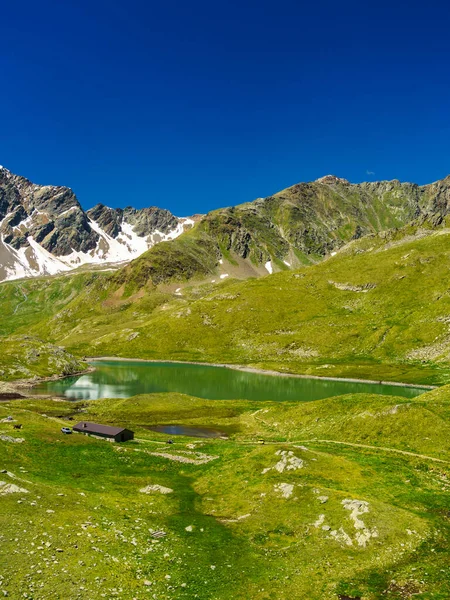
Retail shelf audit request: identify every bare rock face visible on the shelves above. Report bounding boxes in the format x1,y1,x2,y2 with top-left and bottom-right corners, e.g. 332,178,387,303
315,175,350,185
0,167,99,257
86,204,123,237
0,167,194,282
123,206,180,236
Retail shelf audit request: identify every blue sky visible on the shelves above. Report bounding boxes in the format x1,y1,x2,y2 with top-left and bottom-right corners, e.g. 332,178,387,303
1,0,450,214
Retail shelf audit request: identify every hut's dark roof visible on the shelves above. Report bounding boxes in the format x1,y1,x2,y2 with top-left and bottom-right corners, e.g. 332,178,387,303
73,422,129,436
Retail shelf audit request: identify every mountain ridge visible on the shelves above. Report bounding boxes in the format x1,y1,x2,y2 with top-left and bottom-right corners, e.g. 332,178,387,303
0,166,196,281
3,165,450,285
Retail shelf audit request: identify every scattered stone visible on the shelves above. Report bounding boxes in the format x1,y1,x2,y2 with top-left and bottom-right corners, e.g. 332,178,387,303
274,483,294,499
314,514,325,528
329,281,376,293
219,514,251,524
140,484,173,495
330,527,353,546
0,435,24,444
185,525,193,532
150,450,218,465
342,499,378,547
262,450,304,474
0,481,29,495
149,530,166,539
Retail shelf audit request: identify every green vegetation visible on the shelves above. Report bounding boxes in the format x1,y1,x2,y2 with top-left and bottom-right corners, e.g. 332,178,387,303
0,386,449,599
0,335,87,382
113,229,220,291
3,175,450,599
4,222,450,384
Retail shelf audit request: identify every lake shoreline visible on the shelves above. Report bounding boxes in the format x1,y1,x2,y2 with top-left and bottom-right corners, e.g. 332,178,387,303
84,356,436,390
0,365,96,398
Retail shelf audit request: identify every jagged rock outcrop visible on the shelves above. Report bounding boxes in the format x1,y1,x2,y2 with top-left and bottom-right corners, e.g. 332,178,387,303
0,166,195,281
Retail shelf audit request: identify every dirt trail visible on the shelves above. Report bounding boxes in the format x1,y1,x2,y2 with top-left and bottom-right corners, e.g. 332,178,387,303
13,286,28,315
241,438,448,464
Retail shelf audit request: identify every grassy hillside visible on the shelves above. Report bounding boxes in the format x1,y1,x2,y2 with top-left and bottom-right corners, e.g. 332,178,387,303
0,385,448,599
1,223,448,384
199,176,423,268
5,204,450,384
0,335,87,382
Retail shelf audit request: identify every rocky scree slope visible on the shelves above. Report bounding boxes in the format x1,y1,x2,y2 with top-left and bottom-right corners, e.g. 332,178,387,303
0,166,195,282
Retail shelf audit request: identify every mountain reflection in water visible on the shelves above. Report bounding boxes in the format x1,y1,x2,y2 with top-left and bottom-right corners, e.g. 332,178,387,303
30,361,428,402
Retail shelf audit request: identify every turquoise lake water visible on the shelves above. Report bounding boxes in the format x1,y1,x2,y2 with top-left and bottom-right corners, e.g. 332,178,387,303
30,360,428,402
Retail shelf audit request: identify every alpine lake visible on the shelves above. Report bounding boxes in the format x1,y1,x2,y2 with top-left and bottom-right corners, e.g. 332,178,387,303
32,359,427,402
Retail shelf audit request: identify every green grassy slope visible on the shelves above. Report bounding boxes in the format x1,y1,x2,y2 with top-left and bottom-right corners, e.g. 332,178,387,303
0,336,87,381
1,385,449,599
55,174,449,287
5,224,447,384
200,177,422,266
5,216,450,384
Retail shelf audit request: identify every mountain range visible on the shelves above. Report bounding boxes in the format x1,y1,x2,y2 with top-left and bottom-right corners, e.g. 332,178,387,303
3,166,450,284
0,166,197,281
3,166,450,385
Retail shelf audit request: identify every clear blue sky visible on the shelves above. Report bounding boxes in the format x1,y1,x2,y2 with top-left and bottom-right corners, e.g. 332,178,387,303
1,0,450,215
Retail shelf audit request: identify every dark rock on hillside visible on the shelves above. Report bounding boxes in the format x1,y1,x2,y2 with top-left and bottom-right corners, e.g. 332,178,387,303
0,167,99,256
87,204,123,237
123,206,179,236
0,166,190,282
197,176,431,267
86,204,180,238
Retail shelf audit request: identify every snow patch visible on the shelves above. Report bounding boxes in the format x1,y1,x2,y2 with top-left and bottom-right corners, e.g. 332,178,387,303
265,260,273,274
220,274,229,279
28,237,72,275
0,205,195,282
58,206,79,217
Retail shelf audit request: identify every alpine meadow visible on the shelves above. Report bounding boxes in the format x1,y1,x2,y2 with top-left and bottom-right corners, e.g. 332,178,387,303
1,167,450,599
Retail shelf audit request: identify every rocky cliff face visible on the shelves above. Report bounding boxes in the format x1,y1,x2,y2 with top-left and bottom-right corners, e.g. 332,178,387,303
197,175,443,272
0,167,194,281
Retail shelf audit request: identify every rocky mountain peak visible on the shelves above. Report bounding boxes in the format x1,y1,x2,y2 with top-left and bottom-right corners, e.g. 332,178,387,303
315,175,350,185
0,169,195,282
